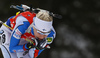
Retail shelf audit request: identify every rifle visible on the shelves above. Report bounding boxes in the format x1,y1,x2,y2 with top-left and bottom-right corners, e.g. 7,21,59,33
10,4,62,19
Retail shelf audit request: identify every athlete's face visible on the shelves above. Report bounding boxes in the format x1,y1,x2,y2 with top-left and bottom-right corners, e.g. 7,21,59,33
33,27,48,40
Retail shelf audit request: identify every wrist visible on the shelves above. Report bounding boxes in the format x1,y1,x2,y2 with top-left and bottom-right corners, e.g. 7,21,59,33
23,44,29,51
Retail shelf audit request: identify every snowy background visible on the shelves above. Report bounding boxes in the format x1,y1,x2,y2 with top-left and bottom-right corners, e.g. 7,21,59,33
0,0,100,58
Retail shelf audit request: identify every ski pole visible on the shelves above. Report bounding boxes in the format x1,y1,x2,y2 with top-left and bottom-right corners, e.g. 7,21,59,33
0,20,13,30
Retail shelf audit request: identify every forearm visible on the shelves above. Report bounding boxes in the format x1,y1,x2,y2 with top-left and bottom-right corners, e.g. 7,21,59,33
9,22,30,53
9,35,25,53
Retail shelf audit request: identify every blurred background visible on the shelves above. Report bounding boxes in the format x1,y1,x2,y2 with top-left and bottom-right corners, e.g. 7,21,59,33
0,0,100,58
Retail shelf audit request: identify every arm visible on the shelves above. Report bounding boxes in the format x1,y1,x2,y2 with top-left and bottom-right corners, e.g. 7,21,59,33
9,16,30,53
34,27,56,57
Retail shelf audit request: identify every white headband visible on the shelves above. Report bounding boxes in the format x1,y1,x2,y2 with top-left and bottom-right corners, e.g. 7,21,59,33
33,17,53,32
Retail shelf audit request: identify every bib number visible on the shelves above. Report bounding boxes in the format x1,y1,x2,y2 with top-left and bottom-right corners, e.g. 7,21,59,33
0,30,6,44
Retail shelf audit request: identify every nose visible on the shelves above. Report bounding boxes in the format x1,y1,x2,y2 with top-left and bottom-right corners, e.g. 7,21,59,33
38,34,47,39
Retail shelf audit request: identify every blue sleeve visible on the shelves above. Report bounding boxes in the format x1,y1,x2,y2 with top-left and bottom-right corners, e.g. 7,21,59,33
46,30,56,45
9,22,30,53
48,30,55,38
38,49,44,55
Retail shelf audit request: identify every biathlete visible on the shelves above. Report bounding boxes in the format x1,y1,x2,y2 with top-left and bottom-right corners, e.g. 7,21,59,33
0,5,56,58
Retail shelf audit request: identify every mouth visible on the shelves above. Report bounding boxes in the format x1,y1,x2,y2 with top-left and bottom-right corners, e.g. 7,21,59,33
36,37,44,40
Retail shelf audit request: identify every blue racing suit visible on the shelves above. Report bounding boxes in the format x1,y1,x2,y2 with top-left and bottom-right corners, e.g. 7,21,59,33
6,11,56,58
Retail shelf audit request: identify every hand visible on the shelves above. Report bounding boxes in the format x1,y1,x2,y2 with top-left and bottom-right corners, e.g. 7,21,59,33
23,37,38,51
26,43,35,49
36,38,47,50
23,42,35,51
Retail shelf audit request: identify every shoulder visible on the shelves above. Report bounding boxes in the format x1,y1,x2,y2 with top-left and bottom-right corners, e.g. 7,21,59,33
16,16,28,23
14,16,30,32
15,11,36,24
20,11,36,24
15,16,30,26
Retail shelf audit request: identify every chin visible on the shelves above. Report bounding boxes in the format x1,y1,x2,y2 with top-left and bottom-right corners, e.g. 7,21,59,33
35,36,45,40
37,37,44,40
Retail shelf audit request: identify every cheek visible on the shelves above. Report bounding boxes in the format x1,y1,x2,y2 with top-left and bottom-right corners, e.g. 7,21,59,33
34,30,38,36
44,35,48,38
34,30,41,37
35,33,48,39
34,31,38,36
35,33,40,37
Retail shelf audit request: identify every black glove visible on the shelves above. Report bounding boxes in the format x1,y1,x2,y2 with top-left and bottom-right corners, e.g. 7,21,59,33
26,43,35,49
23,37,38,51
23,43,35,51
36,38,47,50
